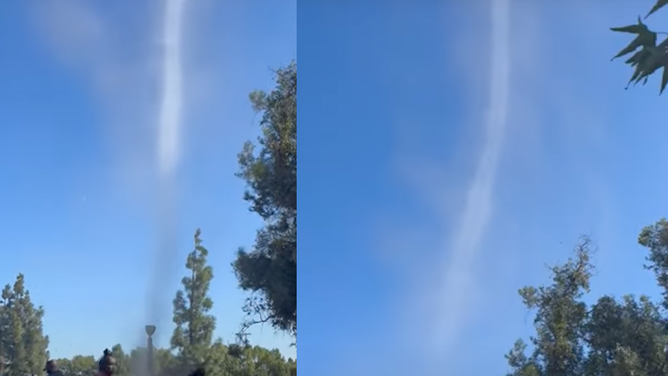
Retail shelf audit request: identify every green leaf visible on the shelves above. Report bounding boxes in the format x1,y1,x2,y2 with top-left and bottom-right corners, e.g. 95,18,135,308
234,62,296,337
627,64,645,89
610,17,657,61
633,62,661,86
611,16,649,34
610,18,657,61
646,0,668,19
625,49,651,66
612,32,657,60
632,42,668,85
660,65,668,94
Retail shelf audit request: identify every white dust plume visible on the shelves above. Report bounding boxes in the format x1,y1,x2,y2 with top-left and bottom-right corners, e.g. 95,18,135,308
433,0,512,353
147,0,187,334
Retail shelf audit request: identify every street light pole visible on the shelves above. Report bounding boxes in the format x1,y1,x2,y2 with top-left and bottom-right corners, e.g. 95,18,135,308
145,325,156,376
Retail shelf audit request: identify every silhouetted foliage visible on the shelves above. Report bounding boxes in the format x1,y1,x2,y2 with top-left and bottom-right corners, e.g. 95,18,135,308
233,62,297,339
171,229,216,367
0,56,298,375
0,230,295,376
0,274,49,376
505,220,668,376
612,0,668,93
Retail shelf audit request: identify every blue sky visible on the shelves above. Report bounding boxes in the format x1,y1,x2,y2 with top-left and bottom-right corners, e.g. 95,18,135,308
298,1,668,375
0,0,295,361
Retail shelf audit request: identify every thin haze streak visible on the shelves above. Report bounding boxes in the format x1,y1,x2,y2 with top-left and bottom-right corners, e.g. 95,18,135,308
436,0,511,350
159,0,186,177
147,0,186,335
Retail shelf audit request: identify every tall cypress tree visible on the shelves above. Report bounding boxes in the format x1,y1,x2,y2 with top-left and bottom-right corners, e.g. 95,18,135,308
171,229,216,366
0,274,49,376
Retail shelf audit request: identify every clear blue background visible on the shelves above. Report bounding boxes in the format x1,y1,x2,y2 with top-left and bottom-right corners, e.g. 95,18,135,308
0,0,295,360
298,1,668,375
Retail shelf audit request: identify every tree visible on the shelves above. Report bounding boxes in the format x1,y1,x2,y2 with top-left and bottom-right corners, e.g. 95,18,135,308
204,343,294,376
56,355,96,376
638,218,668,310
0,274,49,376
45,342,294,376
583,294,666,375
233,62,297,339
611,0,668,93
0,229,294,376
109,344,130,376
152,347,178,376
231,346,294,376
171,229,216,367
506,221,668,376
505,237,593,376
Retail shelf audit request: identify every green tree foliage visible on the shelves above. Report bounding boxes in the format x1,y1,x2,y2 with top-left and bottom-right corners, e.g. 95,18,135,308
506,219,668,376
233,62,297,338
152,348,179,376
0,63,298,376
0,232,295,376
54,355,97,376
505,237,593,376
51,344,294,376
171,229,216,367
611,0,668,93
0,182,297,375
228,346,294,376
0,175,297,376
0,274,49,376
110,344,130,376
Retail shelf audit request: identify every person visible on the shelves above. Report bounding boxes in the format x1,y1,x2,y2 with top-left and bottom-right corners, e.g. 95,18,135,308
189,368,205,376
45,360,64,376
97,349,116,376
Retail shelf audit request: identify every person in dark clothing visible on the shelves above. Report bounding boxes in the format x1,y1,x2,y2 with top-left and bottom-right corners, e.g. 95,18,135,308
97,349,116,376
188,368,205,376
45,360,64,376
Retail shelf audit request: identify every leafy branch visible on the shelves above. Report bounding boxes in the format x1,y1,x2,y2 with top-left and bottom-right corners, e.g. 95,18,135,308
611,0,668,94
